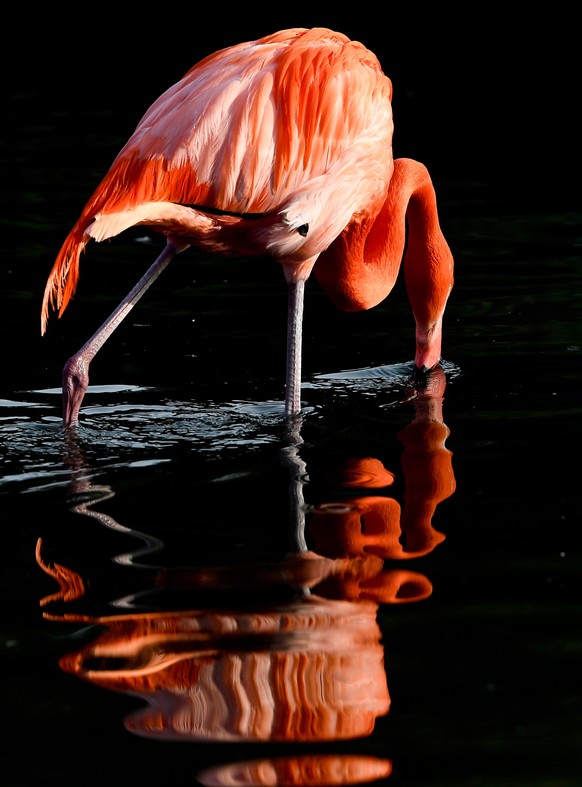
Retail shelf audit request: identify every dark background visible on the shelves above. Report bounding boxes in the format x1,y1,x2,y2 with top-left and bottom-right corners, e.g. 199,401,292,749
2,11,581,787
3,9,579,407
6,9,579,213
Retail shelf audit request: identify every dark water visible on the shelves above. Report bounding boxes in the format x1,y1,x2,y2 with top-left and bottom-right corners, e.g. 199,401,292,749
2,15,581,787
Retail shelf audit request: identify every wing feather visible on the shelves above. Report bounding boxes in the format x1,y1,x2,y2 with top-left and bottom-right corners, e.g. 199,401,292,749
42,27,393,331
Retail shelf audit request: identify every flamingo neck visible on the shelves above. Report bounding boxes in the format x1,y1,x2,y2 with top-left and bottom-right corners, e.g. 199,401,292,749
313,158,446,312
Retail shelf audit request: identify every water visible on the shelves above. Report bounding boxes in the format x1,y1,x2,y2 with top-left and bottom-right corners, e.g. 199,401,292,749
2,18,581,787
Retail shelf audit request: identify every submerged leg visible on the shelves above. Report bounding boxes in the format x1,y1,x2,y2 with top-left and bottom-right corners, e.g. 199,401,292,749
62,238,189,427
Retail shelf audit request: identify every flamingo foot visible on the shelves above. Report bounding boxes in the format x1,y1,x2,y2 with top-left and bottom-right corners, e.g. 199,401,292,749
62,354,89,428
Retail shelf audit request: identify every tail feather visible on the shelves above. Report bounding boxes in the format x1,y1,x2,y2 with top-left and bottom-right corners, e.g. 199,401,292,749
41,225,88,335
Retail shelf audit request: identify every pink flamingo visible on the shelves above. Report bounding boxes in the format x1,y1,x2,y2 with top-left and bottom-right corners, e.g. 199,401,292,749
41,27,454,427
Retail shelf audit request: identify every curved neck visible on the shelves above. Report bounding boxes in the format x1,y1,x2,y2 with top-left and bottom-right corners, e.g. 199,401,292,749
313,158,447,312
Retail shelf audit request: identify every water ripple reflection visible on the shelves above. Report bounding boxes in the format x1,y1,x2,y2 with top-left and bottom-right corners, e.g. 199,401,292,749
33,366,454,784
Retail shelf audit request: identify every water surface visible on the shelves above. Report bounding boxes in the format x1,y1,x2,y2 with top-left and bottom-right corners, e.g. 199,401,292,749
2,20,581,787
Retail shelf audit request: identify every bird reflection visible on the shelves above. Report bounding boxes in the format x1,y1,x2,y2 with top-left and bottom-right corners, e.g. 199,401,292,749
37,366,455,784
197,755,393,786
309,369,454,573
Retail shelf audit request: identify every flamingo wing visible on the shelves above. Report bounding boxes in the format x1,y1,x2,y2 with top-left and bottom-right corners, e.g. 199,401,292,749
41,28,394,332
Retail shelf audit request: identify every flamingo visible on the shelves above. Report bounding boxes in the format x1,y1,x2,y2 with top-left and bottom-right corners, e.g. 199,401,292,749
41,27,454,427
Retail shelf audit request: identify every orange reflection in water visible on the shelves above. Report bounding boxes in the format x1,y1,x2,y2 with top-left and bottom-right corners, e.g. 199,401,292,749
47,595,389,742
197,754,392,786
308,366,454,606
37,542,393,743
36,366,455,783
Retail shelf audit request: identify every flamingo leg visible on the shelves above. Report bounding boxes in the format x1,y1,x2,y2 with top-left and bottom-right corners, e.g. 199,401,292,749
285,279,305,417
61,238,188,428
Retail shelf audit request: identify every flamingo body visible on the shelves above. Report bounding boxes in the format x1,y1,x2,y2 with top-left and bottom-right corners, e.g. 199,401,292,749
41,28,454,426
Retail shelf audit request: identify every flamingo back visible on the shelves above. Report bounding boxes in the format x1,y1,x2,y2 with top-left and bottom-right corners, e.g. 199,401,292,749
42,28,394,332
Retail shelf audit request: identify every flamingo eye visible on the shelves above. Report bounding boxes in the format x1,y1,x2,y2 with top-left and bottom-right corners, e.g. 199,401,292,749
297,223,309,237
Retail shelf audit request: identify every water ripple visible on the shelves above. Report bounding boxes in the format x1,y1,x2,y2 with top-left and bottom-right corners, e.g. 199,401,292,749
1,363,461,493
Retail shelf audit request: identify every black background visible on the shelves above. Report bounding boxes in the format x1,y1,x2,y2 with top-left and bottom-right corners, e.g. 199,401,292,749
7,8,579,210
2,11,581,787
